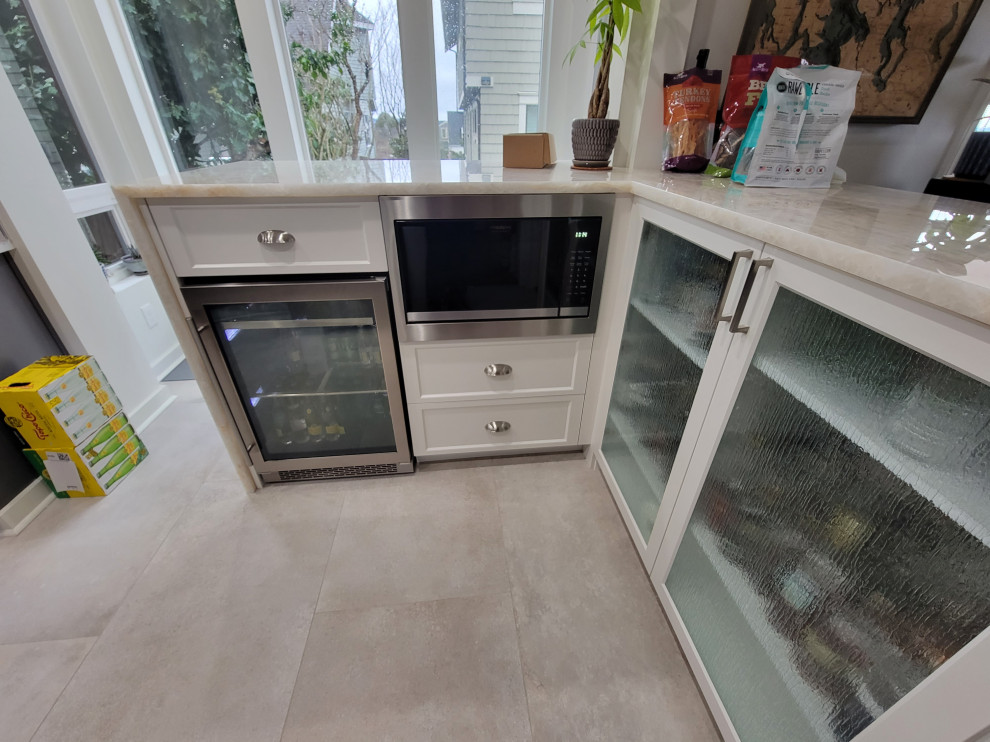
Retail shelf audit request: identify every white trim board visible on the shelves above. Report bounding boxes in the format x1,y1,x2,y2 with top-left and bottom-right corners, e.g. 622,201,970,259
129,385,177,434
0,478,55,536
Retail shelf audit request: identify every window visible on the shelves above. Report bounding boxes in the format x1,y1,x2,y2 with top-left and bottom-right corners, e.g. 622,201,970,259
0,0,99,188
1,0,133,275
78,212,130,266
953,103,990,181
435,0,545,162
118,0,269,170
281,0,407,160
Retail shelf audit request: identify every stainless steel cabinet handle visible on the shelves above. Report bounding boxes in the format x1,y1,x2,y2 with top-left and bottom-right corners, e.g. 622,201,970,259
485,420,511,433
257,229,295,247
715,249,754,322
484,363,512,377
729,258,774,334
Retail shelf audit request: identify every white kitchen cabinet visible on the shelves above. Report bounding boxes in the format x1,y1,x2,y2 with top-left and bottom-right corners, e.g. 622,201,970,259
593,201,763,566
407,394,584,456
399,336,593,403
596,216,990,742
148,199,387,277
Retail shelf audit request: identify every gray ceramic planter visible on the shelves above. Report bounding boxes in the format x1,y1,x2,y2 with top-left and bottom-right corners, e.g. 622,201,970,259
571,118,620,164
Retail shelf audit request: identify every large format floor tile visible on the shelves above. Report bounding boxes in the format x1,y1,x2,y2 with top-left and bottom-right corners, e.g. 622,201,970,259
0,395,223,645
31,480,344,742
317,467,509,612
281,593,532,742
496,460,720,742
0,637,95,742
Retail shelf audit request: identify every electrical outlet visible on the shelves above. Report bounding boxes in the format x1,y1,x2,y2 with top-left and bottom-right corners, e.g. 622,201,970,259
140,303,158,328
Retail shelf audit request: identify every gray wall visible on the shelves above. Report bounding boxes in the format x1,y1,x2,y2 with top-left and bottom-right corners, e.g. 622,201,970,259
0,254,63,507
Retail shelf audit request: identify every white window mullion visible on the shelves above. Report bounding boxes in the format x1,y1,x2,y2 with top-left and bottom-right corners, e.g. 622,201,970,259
397,0,440,160
27,0,174,182
63,183,117,218
86,0,179,179
232,0,310,163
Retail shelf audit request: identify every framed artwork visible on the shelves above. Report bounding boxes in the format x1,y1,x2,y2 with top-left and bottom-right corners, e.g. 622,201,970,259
737,0,984,124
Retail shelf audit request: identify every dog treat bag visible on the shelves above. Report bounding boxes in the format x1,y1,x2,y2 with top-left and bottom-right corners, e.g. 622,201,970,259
662,51,721,172
705,54,802,178
732,65,861,188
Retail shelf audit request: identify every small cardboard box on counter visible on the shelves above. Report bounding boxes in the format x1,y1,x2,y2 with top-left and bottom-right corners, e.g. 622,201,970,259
0,355,122,450
503,133,555,168
23,413,148,497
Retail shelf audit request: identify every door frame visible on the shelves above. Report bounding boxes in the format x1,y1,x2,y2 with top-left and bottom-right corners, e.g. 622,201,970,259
649,243,990,742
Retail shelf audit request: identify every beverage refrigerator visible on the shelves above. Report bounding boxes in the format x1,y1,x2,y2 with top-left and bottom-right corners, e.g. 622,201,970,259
183,277,412,482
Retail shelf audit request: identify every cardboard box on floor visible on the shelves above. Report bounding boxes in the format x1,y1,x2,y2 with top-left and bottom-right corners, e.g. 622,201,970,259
23,413,148,497
1,356,147,497
503,133,556,168
0,355,122,450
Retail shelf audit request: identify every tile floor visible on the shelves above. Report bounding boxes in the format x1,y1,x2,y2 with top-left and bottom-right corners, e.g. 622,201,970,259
0,381,720,742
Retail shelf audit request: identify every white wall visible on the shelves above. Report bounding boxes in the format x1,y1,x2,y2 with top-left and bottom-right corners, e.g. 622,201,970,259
682,0,990,192
0,72,172,427
111,275,184,380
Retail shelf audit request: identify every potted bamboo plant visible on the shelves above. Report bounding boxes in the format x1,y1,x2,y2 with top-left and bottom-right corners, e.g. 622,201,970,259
568,0,642,168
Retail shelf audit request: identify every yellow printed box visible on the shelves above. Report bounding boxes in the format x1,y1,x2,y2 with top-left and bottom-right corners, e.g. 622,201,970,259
0,356,122,450
23,413,148,497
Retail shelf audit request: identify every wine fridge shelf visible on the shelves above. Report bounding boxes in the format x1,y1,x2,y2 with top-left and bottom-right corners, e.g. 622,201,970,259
633,296,990,549
253,389,387,399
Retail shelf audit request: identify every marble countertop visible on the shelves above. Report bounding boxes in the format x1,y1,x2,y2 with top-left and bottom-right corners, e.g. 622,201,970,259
115,160,990,327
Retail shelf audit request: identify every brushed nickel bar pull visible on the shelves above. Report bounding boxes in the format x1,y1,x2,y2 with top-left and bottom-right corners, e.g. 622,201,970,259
484,363,512,377
257,229,295,247
729,258,773,334
716,249,754,322
485,420,511,433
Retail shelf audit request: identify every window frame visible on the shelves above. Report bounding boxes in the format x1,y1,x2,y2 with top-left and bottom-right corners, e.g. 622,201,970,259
27,0,625,174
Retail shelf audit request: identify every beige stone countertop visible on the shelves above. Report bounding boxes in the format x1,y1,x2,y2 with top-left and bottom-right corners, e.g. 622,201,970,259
114,159,990,327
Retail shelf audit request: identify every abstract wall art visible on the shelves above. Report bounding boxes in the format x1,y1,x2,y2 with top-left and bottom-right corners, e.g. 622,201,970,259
738,0,984,123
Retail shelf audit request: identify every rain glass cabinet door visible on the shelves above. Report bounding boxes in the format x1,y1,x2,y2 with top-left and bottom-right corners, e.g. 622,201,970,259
656,246,990,742
597,205,760,560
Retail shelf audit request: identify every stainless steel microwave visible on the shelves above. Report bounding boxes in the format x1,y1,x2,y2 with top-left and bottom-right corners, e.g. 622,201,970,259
379,193,614,341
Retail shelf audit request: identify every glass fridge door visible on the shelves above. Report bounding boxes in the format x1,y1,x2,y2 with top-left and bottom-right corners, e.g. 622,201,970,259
600,220,745,546
186,279,410,476
665,287,990,742
209,298,395,460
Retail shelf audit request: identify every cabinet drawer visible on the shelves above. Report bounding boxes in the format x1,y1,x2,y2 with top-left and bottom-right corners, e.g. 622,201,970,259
407,395,584,456
400,337,593,402
149,200,387,276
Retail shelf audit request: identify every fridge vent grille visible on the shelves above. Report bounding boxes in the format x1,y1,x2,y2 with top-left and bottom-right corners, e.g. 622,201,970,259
277,463,399,481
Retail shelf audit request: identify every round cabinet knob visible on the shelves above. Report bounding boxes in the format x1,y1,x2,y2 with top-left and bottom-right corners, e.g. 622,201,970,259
257,229,295,247
484,363,512,377
485,420,511,434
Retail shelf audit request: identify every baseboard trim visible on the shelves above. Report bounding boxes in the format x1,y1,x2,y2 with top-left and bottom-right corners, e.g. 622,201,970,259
129,384,177,434
0,478,55,536
153,345,185,380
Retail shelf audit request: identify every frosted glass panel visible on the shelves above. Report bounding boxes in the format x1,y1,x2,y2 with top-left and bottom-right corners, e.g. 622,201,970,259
667,289,990,742
601,223,730,539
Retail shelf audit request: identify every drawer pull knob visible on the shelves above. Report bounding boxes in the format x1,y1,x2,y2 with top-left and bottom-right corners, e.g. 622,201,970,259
257,229,295,247
485,420,511,433
484,363,512,377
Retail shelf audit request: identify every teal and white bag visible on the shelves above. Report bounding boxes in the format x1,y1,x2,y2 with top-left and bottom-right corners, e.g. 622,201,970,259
731,65,860,188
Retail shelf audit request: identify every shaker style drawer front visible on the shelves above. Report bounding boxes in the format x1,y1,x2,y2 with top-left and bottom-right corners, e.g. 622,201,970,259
408,395,584,455
149,201,387,276
401,337,593,402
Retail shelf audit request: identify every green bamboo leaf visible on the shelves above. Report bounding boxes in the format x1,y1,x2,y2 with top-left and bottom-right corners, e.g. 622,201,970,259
620,0,642,12
612,2,624,35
